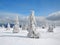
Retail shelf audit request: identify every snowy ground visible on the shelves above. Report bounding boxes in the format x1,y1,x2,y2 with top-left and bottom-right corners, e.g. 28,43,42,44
0,27,60,45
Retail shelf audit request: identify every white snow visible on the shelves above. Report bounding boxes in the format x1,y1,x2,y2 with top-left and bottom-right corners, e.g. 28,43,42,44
0,26,60,45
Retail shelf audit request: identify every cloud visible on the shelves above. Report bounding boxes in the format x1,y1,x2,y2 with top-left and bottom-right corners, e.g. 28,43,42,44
0,11,60,26
0,12,26,24
46,11,60,21
0,12,47,26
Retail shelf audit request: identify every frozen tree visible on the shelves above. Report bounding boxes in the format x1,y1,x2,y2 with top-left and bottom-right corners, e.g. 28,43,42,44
6,23,10,30
2,25,5,29
27,10,40,38
48,25,53,32
13,15,20,33
22,24,28,30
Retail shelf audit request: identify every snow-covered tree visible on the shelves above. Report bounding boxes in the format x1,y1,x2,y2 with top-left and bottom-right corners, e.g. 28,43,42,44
48,25,53,32
13,15,20,33
27,10,40,38
6,23,10,30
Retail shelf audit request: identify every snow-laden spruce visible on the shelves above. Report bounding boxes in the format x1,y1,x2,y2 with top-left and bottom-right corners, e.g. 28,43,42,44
13,16,20,33
48,25,54,32
27,10,40,38
6,23,11,30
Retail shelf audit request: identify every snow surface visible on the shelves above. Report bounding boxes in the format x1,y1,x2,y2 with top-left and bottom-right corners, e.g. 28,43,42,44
0,27,60,45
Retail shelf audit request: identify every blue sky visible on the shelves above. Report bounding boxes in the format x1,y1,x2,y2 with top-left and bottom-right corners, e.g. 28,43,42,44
0,0,60,16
